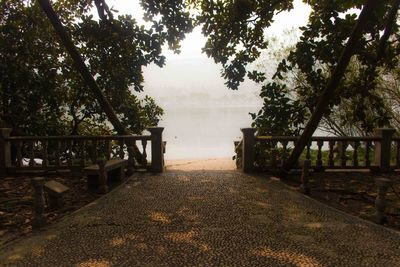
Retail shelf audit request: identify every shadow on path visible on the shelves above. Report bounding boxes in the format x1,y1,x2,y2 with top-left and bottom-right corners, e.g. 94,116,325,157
1,166,400,266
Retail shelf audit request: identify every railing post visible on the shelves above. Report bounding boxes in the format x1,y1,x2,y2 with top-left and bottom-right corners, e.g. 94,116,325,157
148,127,164,173
374,177,390,224
374,128,395,172
234,141,242,169
32,177,46,228
126,142,134,176
0,128,12,178
300,159,311,195
241,128,256,173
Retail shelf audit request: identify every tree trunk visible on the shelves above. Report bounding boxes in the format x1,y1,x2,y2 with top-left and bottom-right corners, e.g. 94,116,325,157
376,0,400,61
37,0,127,135
282,0,379,172
37,0,143,161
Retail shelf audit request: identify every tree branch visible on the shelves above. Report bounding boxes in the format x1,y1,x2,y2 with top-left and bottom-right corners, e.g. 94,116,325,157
283,0,379,172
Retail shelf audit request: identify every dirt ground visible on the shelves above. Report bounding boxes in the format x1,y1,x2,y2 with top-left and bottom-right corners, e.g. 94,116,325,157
0,171,100,246
283,170,400,230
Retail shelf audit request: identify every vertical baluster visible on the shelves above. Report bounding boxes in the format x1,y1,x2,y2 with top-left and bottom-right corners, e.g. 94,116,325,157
270,140,277,169
293,139,300,168
281,140,288,166
61,140,66,164
29,141,35,167
132,141,136,169
341,141,348,167
271,140,277,149
105,140,111,160
365,141,371,167
127,140,134,175
63,140,68,165
16,141,23,167
119,140,125,159
55,140,61,168
80,140,86,167
270,148,278,170
67,140,73,167
316,140,323,168
328,140,335,167
353,141,359,167
396,140,400,168
93,139,98,163
306,142,311,160
141,139,148,168
42,140,48,167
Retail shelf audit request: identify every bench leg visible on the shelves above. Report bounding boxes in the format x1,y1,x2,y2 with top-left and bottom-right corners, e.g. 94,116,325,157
120,166,125,180
48,195,65,210
98,170,108,194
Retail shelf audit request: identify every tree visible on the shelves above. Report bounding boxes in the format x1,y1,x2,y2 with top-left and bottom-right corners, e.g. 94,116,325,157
0,0,193,136
254,36,394,137
1,1,74,135
250,82,306,136
193,1,398,121
192,0,295,90
318,57,393,136
284,0,398,170
193,0,399,169
250,30,308,136
3,1,399,145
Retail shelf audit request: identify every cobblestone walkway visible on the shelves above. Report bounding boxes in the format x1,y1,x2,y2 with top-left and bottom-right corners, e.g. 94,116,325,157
1,169,400,266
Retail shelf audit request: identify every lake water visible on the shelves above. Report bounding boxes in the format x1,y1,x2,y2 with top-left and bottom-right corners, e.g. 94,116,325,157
155,104,331,160
158,105,260,159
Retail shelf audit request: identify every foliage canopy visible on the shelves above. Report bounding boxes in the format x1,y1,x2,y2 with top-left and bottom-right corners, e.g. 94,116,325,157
0,0,193,136
242,1,398,135
1,0,399,138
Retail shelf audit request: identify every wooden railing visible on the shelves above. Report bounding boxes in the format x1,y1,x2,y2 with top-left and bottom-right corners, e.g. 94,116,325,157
240,128,398,173
0,127,164,176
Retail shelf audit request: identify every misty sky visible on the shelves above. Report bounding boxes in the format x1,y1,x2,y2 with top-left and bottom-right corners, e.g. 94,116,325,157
106,0,311,101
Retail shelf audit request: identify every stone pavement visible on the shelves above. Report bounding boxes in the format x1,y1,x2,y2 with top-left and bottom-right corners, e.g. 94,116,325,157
1,167,400,266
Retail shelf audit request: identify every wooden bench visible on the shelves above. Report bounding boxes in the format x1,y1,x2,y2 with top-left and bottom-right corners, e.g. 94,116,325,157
84,158,126,193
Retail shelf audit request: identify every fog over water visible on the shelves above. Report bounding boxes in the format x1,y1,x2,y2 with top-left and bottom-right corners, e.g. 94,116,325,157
140,57,263,160
160,106,259,159
116,0,312,159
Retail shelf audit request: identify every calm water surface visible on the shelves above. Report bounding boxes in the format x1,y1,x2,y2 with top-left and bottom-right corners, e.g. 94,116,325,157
159,106,260,159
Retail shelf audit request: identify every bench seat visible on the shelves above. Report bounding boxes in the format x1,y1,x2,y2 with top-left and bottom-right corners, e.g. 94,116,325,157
84,158,127,193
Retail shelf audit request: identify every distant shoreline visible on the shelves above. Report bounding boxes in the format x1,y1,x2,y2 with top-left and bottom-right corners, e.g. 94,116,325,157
161,104,261,109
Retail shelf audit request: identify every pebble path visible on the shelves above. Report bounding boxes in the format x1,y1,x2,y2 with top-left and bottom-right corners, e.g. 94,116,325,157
1,169,400,266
